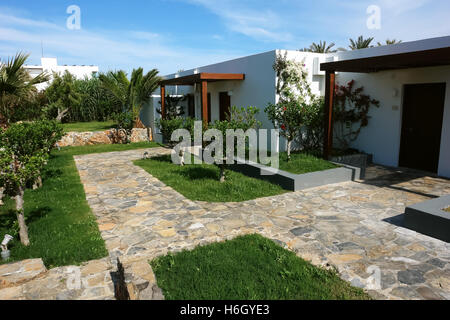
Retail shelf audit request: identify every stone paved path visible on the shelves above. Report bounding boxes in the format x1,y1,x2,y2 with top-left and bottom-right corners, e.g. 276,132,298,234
1,148,449,300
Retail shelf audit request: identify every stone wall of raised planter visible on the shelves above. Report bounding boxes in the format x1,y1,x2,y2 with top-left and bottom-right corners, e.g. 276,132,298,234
229,159,362,192
57,128,152,147
404,194,450,243
330,153,372,179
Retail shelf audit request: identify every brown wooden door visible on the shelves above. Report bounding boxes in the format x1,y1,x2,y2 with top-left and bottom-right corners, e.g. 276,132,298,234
399,83,446,173
219,92,231,121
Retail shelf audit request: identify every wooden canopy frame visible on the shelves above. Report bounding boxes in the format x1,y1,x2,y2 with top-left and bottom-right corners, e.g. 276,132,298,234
320,46,450,159
159,73,245,125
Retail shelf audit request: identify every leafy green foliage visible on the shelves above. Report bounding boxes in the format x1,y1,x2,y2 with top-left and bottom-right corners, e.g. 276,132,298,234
348,36,374,50
156,95,186,120
266,52,318,160
155,117,186,146
99,68,161,121
334,80,380,149
0,121,63,196
0,52,49,125
44,71,82,122
300,41,337,53
151,234,371,300
377,39,402,46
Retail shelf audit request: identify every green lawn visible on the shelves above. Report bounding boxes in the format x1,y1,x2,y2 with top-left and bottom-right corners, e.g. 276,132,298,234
0,142,160,268
134,155,288,202
262,151,338,175
62,120,115,132
151,234,371,300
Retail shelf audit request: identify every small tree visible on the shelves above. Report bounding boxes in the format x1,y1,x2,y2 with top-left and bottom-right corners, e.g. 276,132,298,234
265,52,312,161
208,106,261,182
45,71,82,122
0,122,60,245
334,80,380,150
156,94,186,120
155,117,185,146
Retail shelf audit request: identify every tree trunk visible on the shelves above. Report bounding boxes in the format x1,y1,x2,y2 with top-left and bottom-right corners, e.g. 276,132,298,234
32,175,43,190
179,148,185,166
0,187,4,206
15,187,30,246
56,108,69,122
287,140,292,161
219,165,226,183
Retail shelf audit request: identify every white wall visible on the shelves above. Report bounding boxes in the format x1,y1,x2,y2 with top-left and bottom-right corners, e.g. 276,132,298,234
336,65,450,178
157,50,326,151
25,57,99,91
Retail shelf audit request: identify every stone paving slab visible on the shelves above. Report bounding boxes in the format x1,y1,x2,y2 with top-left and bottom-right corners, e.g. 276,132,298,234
2,148,449,300
0,259,47,288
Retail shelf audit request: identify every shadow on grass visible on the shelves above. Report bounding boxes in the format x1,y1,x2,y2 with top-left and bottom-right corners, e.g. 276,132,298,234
26,207,51,224
42,167,63,179
180,166,219,181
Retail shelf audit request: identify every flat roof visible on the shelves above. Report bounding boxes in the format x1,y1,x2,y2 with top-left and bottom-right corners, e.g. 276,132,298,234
321,35,450,73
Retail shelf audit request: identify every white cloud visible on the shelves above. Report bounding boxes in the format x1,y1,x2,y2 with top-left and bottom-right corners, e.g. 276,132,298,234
187,0,293,42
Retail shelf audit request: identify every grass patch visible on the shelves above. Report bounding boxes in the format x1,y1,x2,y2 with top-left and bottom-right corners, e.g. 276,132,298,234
0,142,160,268
264,151,338,175
151,234,371,300
62,121,115,132
134,155,288,202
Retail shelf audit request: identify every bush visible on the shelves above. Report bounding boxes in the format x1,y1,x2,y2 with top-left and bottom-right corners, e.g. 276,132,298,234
0,120,63,245
111,111,135,144
156,117,186,146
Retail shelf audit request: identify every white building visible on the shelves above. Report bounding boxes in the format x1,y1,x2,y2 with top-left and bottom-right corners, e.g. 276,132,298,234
24,57,99,91
147,36,450,178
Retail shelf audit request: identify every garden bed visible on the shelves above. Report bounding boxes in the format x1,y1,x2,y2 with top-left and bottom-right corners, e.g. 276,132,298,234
150,234,370,300
134,155,288,202
230,154,361,191
404,194,450,243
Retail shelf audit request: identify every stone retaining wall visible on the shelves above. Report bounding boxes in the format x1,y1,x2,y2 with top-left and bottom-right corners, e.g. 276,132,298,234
57,128,152,147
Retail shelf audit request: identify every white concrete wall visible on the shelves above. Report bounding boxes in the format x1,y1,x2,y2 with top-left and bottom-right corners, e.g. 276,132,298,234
156,50,326,151
25,57,99,91
336,65,450,178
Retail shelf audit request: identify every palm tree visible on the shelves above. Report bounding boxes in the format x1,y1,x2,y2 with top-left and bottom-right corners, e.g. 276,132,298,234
348,36,375,50
377,39,402,46
0,52,49,126
300,41,337,53
99,68,161,123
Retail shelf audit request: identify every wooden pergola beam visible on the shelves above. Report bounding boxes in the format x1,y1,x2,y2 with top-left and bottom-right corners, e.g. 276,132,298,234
323,71,335,160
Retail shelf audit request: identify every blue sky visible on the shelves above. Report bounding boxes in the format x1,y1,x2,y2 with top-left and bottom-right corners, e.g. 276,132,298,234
1,0,449,74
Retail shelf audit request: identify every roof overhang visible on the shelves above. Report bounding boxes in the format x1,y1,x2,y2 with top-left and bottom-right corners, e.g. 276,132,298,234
160,72,245,86
321,46,450,73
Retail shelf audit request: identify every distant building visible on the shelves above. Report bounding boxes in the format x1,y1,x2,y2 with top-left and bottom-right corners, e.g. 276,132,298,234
24,57,99,91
